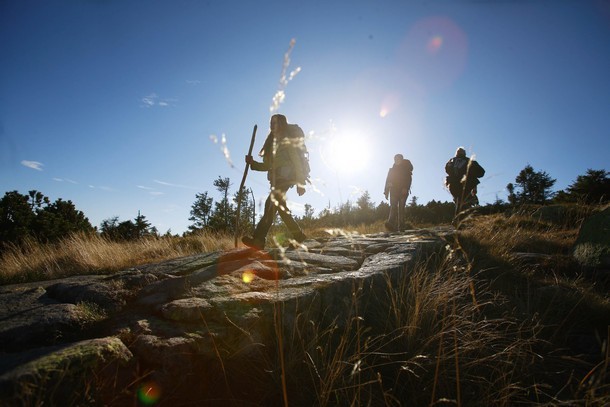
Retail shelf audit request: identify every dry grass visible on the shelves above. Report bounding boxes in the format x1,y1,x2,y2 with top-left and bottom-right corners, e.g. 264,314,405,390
220,255,571,406
260,209,609,406
0,220,389,286
457,212,579,260
0,231,235,284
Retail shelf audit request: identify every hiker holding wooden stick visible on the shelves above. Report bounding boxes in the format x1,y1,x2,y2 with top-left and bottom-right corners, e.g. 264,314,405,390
241,114,309,250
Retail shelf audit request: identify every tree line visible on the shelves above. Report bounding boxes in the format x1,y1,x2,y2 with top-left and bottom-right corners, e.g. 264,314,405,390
1,167,608,251
188,167,608,233
0,190,158,250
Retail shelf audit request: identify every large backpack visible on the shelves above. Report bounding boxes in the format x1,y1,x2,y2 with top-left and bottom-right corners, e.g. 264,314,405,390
445,157,484,188
287,124,311,184
448,157,468,179
403,159,413,189
300,145,311,184
469,160,485,179
445,157,467,187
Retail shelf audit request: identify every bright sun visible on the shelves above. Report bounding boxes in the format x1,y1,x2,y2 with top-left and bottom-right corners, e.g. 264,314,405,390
326,134,370,173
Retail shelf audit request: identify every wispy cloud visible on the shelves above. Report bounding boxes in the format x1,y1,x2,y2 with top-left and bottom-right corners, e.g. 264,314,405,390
154,179,197,190
141,93,157,107
137,185,164,196
21,160,44,171
186,80,201,85
140,93,177,108
162,204,181,213
53,178,78,184
88,185,116,192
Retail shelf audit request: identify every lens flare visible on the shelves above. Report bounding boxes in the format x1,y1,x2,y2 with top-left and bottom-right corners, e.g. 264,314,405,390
427,35,443,53
137,382,161,405
396,16,468,91
217,250,279,281
379,92,401,118
242,270,255,283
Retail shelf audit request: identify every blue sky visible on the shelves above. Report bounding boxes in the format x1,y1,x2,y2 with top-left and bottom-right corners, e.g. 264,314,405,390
1,0,609,235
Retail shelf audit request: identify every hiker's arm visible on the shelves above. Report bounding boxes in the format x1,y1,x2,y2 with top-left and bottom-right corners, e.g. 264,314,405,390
246,155,268,172
384,169,391,199
445,160,452,175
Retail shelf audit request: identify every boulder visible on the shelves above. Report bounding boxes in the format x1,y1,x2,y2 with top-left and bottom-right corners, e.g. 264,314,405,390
573,205,610,268
0,285,89,352
0,337,133,405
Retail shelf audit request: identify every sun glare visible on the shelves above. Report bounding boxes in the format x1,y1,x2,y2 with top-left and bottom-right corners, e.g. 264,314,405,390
327,134,370,173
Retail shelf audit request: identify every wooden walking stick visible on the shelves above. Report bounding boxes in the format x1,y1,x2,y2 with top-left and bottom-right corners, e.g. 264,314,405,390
235,124,258,248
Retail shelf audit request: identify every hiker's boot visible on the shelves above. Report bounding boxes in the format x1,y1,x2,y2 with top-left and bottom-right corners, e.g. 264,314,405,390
293,231,306,243
242,236,265,250
384,221,396,232
287,231,307,249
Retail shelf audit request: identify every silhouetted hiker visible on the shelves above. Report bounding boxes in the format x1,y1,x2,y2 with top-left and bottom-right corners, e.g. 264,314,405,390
445,147,485,215
384,153,413,232
242,114,308,250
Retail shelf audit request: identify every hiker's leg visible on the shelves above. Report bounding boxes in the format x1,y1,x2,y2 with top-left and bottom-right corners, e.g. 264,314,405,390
275,187,305,240
449,183,460,215
470,186,479,206
463,189,474,209
386,192,399,230
254,189,279,240
398,193,408,231
388,191,400,225
462,183,477,209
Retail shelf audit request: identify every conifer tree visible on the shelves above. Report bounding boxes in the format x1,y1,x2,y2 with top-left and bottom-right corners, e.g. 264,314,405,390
189,192,214,231
512,165,556,204
559,169,609,204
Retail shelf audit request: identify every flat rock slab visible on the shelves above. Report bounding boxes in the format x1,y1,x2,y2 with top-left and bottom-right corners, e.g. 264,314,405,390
0,286,86,352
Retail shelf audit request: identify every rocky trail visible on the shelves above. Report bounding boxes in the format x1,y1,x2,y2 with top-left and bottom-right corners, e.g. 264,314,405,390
0,227,452,405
